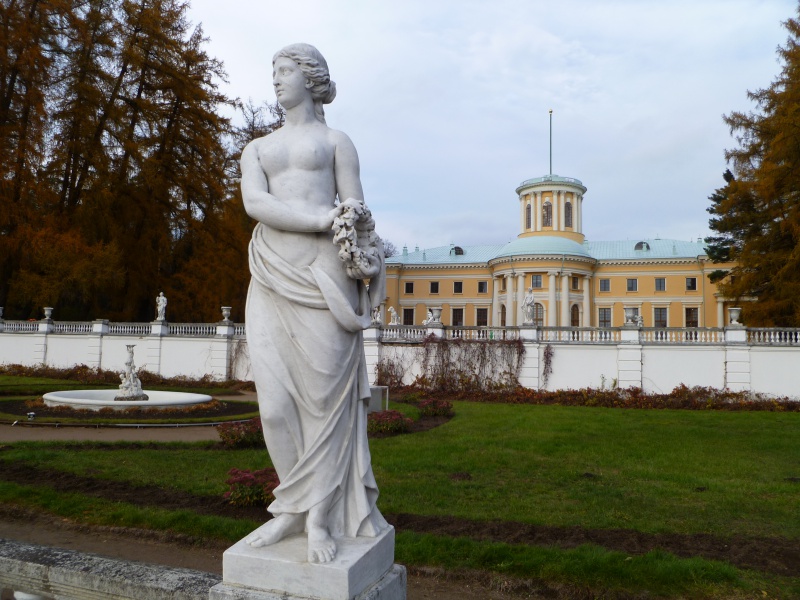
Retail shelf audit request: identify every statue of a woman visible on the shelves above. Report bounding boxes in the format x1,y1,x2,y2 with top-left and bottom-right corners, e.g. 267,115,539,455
240,43,387,564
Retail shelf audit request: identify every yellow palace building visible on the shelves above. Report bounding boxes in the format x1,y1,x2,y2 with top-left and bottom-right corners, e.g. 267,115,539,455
385,174,735,329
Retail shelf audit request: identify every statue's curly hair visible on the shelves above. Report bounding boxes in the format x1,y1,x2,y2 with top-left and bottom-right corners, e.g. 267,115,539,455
273,43,336,123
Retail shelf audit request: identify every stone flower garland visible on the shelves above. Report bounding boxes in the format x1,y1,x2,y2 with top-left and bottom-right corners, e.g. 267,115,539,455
332,201,383,279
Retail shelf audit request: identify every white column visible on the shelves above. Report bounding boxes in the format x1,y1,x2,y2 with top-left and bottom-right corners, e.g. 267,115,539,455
553,192,560,231
561,271,570,326
547,271,557,326
717,299,724,328
534,192,541,231
576,194,582,234
492,276,500,326
516,273,526,325
583,274,591,327
506,273,516,326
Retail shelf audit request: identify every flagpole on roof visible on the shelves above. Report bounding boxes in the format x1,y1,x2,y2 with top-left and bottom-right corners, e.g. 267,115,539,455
549,109,553,175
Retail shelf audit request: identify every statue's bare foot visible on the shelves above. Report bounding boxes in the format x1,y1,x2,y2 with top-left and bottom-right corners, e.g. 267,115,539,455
307,525,336,563
245,513,304,548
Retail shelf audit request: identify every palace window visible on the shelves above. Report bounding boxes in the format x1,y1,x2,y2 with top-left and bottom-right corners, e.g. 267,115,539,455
452,308,464,326
598,307,611,328
686,277,697,291
404,282,414,294
500,305,507,327
500,278,506,292
626,278,638,292
454,281,463,294
685,307,699,328
531,274,542,288
476,307,488,327
565,201,573,228
430,281,439,294
533,303,544,326
542,201,552,227
654,307,667,328
655,277,666,292
402,308,414,326
599,278,610,292
478,281,488,294
525,203,532,229
571,276,579,290
571,304,580,326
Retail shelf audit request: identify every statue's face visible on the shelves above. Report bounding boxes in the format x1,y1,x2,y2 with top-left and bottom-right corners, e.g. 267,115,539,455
273,57,312,109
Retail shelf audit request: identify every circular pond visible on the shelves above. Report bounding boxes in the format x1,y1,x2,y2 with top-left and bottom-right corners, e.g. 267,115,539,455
42,390,212,412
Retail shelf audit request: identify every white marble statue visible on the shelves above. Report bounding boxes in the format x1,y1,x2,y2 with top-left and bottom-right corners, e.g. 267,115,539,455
422,310,433,325
522,288,535,324
155,292,167,321
388,306,399,325
240,43,387,565
115,345,148,401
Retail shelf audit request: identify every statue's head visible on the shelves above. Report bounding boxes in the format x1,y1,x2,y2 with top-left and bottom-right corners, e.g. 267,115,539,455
273,43,336,123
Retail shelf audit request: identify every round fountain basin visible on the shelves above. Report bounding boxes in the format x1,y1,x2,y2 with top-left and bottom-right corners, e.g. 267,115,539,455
42,390,212,412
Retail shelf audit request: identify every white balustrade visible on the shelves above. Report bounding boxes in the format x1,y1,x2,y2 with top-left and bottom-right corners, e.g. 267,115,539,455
108,323,151,335
234,324,247,336
748,328,800,345
640,328,724,344
446,327,519,341
539,327,620,343
3,321,39,333
52,322,93,334
380,325,427,342
168,323,217,336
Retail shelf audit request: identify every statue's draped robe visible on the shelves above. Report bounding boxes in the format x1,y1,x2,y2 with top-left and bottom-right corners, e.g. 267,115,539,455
246,222,388,538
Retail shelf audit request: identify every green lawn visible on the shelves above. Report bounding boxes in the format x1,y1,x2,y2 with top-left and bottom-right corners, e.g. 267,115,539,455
1,398,799,598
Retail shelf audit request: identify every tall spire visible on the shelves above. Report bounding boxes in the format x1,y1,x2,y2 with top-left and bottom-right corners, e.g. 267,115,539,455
549,109,553,175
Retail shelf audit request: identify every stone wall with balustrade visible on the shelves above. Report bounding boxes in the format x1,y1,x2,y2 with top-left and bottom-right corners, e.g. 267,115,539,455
1,309,799,398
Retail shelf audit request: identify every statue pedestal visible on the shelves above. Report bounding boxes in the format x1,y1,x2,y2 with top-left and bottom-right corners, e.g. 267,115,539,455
209,526,405,600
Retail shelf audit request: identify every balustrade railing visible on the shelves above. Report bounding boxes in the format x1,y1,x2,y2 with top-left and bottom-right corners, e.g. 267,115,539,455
748,328,800,345
52,322,93,334
168,323,217,336
2,320,39,333
641,327,724,344
108,323,150,335
539,327,620,343
446,326,519,340
1,319,798,348
380,325,427,342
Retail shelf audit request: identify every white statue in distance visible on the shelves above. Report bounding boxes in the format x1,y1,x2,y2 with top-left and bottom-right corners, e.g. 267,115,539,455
155,292,167,321
240,43,387,565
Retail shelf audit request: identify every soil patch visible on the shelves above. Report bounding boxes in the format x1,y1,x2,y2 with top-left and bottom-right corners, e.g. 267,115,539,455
0,398,258,421
0,460,797,577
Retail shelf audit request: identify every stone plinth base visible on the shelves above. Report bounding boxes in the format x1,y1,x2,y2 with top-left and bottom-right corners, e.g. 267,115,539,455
208,564,406,600
210,526,403,600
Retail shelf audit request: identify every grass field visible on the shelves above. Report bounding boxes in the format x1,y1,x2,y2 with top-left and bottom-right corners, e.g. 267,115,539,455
1,387,799,598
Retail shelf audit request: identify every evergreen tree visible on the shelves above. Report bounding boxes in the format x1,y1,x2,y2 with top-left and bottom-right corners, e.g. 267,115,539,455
708,7,800,326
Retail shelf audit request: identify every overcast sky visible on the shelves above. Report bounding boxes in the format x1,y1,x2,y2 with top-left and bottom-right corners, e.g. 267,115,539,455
188,0,794,251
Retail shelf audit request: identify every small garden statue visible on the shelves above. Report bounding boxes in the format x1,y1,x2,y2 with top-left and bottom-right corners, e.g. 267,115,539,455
155,292,167,321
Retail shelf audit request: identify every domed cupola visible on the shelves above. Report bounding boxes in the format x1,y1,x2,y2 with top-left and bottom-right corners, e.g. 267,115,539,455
515,175,587,244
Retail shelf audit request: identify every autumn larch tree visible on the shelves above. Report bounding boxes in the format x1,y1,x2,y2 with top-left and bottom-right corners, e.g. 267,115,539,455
707,6,800,326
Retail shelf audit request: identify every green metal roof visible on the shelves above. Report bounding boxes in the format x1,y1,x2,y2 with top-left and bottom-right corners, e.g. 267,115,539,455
515,174,586,194
492,236,592,260
386,237,708,265
387,244,504,265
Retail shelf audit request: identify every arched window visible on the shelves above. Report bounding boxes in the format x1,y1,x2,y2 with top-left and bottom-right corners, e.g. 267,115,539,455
525,203,532,229
533,303,544,327
565,201,573,228
542,201,552,227
500,304,507,327
571,304,580,327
